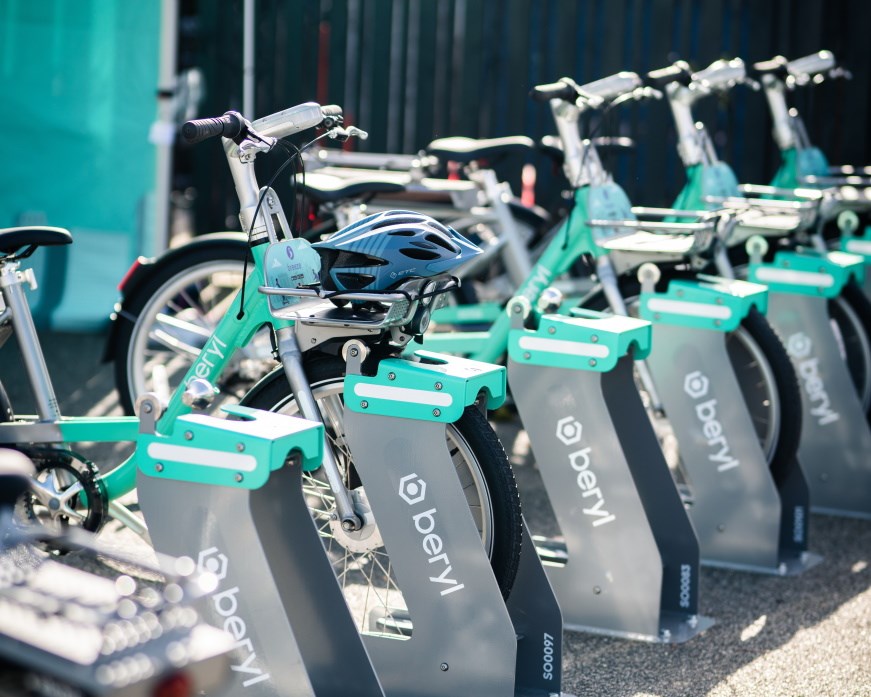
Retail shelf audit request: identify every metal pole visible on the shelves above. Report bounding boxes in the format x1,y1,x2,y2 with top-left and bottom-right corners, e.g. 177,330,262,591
243,0,255,119
149,0,178,255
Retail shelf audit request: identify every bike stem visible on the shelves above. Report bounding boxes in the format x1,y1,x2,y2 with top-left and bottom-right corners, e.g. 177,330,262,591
274,326,362,531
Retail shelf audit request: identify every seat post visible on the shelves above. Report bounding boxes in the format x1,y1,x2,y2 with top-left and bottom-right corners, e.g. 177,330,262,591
0,262,62,421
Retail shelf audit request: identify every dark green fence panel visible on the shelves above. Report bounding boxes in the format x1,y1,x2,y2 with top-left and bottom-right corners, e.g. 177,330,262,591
186,0,871,233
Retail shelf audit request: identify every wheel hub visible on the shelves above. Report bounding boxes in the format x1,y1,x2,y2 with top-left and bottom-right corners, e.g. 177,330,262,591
328,488,383,554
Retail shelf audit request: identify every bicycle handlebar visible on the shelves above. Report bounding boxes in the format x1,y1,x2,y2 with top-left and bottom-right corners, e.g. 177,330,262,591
787,50,835,79
530,78,582,103
531,72,648,108
647,61,692,89
182,111,246,144
581,72,643,102
691,58,746,91
183,103,346,147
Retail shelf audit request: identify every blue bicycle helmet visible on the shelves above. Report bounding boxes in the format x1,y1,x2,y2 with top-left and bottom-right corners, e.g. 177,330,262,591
313,210,482,292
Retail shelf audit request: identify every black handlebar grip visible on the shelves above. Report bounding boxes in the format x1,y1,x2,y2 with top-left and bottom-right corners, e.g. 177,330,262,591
181,111,245,144
530,80,579,103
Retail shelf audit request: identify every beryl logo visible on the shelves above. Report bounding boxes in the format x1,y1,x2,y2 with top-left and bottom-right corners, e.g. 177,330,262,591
683,371,710,399
285,245,295,260
197,547,229,582
555,416,583,446
555,416,615,527
786,332,839,426
398,473,465,596
682,370,739,472
398,474,427,505
787,332,812,360
196,547,271,688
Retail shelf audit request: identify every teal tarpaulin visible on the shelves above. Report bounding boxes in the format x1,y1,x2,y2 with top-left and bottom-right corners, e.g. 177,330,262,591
0,1,161,330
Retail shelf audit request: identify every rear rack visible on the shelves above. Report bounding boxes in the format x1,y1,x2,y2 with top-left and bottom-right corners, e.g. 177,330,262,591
587,209,726,255
259,276,458,329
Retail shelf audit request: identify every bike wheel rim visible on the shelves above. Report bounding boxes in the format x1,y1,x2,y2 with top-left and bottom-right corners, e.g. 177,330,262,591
127,260,268,404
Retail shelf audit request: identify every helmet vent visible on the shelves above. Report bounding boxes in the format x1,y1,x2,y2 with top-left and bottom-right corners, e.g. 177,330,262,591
335,272,376,290
400,248,441,261
336,251,387,267
387,229,416,236
425,233,459,252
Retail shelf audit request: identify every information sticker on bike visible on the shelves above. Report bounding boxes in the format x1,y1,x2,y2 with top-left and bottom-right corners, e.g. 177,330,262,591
264,239,322,310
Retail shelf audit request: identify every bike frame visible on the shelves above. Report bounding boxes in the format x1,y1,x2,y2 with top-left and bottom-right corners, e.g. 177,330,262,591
0,102,361,530
0,220,288,501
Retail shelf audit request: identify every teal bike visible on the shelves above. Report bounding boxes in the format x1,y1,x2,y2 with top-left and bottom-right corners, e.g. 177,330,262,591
652,56,871,416
0,102,522,637
421,71,801,477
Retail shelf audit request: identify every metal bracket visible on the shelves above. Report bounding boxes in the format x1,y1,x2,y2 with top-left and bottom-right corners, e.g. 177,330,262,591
507,312,712,641
764,292,871,517
137,447,384,696
509,353,711,641
342,407,571,696
643,323,820,574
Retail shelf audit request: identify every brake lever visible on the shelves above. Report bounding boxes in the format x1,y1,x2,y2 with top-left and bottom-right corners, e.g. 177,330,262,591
636,86,663,100
327,125,370,142
237,131,278,159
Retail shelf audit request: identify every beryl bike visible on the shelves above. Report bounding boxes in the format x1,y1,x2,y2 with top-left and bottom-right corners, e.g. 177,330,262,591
107,132,548,416
420,71,801,479
0,101,522,638
650,55,871,417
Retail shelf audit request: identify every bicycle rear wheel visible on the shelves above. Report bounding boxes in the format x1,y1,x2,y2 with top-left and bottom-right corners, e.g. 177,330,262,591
240,356,522,639
111,240,274,414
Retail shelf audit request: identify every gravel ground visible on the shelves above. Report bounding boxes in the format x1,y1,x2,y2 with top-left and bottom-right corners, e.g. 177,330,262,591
3,331,870,697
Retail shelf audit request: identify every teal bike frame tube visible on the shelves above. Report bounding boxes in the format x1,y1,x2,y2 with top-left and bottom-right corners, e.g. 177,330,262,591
470,203,589,364
673,164,706,212
101,244,292,500
770,148,800,190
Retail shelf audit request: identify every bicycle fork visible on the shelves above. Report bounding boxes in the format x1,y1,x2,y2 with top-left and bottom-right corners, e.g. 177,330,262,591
274,327,363,531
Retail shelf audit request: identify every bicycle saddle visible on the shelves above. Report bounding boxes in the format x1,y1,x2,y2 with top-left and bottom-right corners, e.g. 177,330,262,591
295,172,407,203
0,226,72,255
426,136,534,163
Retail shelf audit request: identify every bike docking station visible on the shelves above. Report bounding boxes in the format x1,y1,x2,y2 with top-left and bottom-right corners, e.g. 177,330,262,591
340,343,573,697
838,210,871,297
134,398,387,697
746,236,871,518
505,297,713,643
635,265,820,576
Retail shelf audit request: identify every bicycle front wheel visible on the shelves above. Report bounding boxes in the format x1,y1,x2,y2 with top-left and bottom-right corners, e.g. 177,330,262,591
827,282,871,417
579,275,802,474
240,356,522,639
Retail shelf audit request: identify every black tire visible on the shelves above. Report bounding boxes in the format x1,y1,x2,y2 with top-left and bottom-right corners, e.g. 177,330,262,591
240,356,522,633
828,281,871,418
579,273,802,475
731,307,803,481
111,241,274,414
